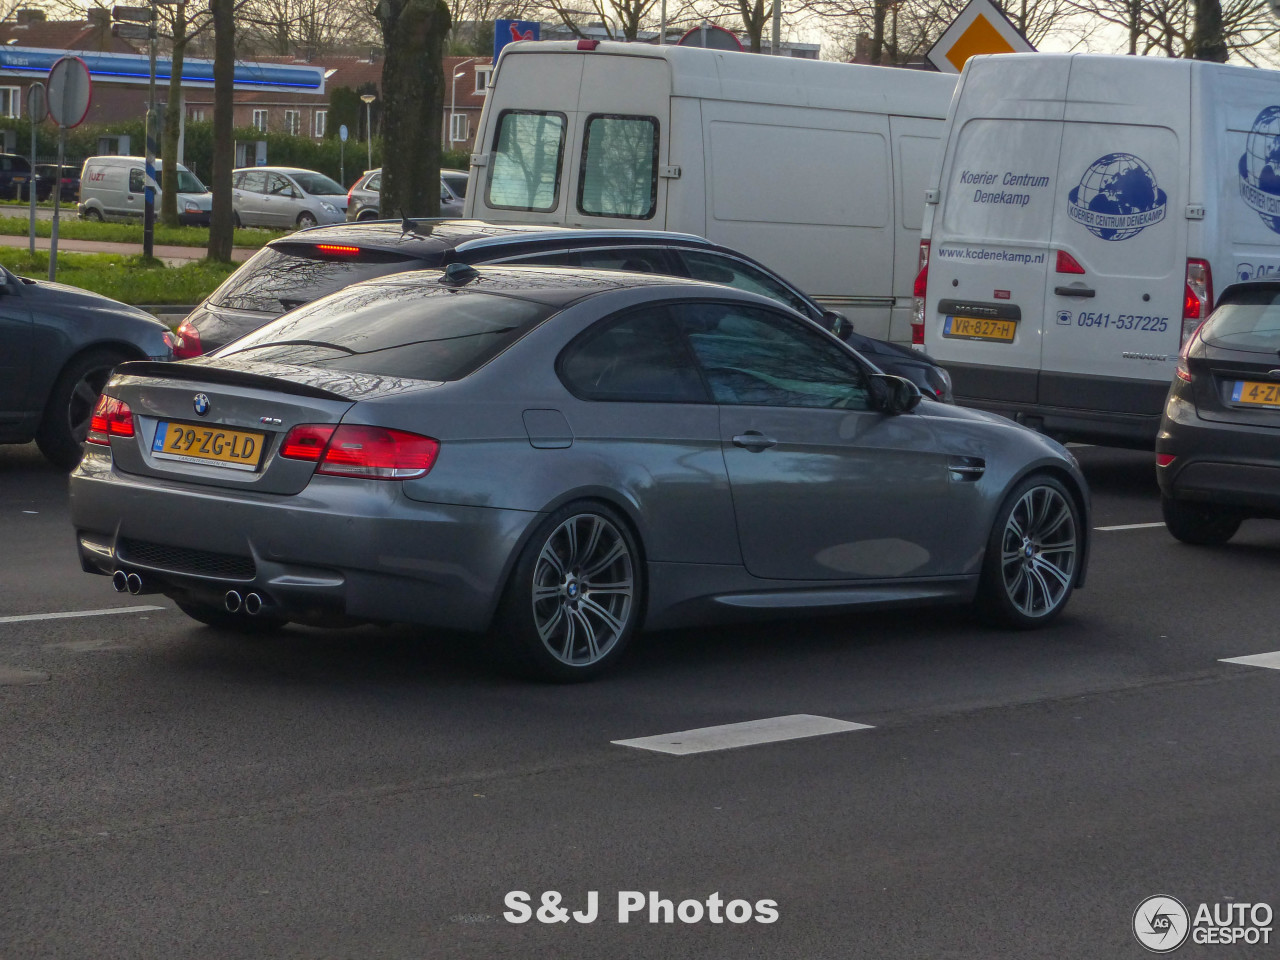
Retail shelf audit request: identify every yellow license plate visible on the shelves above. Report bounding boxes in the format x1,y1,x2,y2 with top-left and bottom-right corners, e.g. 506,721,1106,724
1231,380,1280,407
943,315,1017,342
152,421,266,471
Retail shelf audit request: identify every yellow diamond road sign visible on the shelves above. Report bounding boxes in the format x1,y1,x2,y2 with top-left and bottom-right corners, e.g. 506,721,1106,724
926,0,1035,74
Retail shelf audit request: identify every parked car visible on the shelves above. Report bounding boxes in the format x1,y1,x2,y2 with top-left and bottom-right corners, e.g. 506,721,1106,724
345,167,468,221
78,156,212,225
71,265,1088,679
232,166,347,228
36,163,80,203
0,153,50,201
0,265,174,468
172,220,954,401
1157,280,1280,544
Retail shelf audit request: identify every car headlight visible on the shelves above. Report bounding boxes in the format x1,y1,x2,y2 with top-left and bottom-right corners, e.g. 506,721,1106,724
183,201,200,213
321,202,337,213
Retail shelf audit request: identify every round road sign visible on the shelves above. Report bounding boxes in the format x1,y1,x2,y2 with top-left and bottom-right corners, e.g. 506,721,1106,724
25,82,46,124
339,123,349,142
47,56,92,128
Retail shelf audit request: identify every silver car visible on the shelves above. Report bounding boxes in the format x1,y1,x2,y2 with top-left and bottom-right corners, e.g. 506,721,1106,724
232,166,347,229
345,167,468,221
71,266,1089,680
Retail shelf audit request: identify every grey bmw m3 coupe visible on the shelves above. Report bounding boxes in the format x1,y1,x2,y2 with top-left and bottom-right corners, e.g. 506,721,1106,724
70,265,1089,680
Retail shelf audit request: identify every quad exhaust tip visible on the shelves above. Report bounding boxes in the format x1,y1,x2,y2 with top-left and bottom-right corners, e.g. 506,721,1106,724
111,570,128,593
224,590,242,613
244,593,263,616
125,573,144,595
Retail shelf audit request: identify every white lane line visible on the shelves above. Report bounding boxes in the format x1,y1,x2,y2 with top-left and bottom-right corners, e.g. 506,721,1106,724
0,606,165,624
1095,521,1166,532
612,714,874,756
1220,651,1280,671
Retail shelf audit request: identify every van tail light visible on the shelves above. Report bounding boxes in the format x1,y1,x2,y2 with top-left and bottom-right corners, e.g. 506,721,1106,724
280,423,439,479
1055,250,1085,274
911,240,930,346
1182,259,1212,347
173,319,203,359
86,395,134,446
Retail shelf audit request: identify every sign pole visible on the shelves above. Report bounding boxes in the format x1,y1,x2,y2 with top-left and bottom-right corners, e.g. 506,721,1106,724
49,125,65,281
26,83,45,256
144,0,157,260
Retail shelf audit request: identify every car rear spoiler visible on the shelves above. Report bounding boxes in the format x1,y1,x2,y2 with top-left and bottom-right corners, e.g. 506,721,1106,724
112,360,350,401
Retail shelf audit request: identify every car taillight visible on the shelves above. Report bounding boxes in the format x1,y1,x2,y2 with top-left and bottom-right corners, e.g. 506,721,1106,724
1055,250,1085,274
1182,259,1212,347
279,423,439,479
347,186,355,204
1156,453,1176,467
86,395,134,446
173,320,203,359
911,240,930,346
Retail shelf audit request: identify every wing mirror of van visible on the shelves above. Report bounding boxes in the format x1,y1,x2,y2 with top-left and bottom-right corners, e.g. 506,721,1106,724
869,373,923,415
823,310,851,340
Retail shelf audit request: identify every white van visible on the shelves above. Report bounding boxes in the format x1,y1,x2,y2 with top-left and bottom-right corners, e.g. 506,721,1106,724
919,53,1280,446
78,156,212,225
464,41,956,342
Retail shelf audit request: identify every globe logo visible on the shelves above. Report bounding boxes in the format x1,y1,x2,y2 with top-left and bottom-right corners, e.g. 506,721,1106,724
1067,153,1167,241
1239,105,1280,234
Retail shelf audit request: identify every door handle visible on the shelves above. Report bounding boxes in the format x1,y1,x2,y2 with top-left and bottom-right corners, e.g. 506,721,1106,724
947,455,986,480
1054,285,1095,298
732,432,777,451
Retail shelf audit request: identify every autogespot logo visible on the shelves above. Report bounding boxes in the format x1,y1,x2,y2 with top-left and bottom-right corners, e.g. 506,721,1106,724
1133,895,1190,953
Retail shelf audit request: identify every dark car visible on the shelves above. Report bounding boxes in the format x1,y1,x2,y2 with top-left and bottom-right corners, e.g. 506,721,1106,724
72,265,1087,679
0,154,51,201
0,266,175,468
175,221,954,402
36,163,80,203
1157,280,1280,544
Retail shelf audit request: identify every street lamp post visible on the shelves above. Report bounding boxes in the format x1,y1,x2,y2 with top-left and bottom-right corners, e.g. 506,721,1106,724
448,58,475,148
360,93,376,172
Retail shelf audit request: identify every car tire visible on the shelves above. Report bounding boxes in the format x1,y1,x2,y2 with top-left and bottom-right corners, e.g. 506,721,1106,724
976,473,1081,628
1161,495,1241,546
84,207,104,222
297,211,318,228
35,348,132,470
492,501,643,682
357,210,378,222
175,599,288,634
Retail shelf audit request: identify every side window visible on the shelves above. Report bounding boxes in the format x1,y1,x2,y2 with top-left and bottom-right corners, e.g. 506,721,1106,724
233,171,245,188
578,114,658,219
269,174,293,196
674,303,869,410
367,174,381,191
486,110,566,212
558,309,709,404
678,250,814,316
242,171,268,194
128,168,145,193
575,246,672,275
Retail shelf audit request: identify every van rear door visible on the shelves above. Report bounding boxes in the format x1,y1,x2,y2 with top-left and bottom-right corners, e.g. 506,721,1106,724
1039,59,1188,416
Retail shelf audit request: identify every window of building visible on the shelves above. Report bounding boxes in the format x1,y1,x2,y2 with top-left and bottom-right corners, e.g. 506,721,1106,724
450,112,469,143
284,110,300,135
314,109,327,138
577,114,658,220
252,109,268,132
189,107,205,122
474,68,490,94
0,87,20,119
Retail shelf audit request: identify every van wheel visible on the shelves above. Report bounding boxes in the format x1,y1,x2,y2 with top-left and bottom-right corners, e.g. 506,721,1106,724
36,348,131,470
492,502,642,682
976,474,1080,628
1161,496,1241,546
297,211,318,228
84,207,104,222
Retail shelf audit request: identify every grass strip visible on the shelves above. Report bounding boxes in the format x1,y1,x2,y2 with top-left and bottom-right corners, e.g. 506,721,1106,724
0,248,235,305
0,215,283,249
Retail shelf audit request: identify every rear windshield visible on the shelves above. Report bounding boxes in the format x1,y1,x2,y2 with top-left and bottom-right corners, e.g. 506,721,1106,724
292,172,344,196
1203,288,1280,352
217,283,553,381
443,174,468,198
206,245,423,314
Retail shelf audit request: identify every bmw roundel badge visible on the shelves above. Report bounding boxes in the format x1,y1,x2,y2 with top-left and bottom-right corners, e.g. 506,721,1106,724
193,393,210,417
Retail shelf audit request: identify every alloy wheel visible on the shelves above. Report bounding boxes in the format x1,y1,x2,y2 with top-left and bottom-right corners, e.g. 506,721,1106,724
999,484,1077,618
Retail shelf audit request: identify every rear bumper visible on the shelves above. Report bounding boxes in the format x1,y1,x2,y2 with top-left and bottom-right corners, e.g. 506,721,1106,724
69,451,540,632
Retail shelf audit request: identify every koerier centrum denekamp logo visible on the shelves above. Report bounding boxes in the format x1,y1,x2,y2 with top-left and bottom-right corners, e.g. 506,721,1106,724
1133,895,1191,953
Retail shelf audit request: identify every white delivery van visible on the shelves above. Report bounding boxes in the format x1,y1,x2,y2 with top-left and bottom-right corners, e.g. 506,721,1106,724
919,52,1280,447
465,41,956,342
78,156,212,225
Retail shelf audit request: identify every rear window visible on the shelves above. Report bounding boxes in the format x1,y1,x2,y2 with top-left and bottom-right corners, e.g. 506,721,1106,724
218,283,554,381
206,245,424,314
443,173,468,198
486,110,566,212
1203,288,1280,352
292,172,344,196
577,114,658,219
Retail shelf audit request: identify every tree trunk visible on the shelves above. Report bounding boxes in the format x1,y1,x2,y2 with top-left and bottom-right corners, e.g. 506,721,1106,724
1190,0,1228,61
160,4,187,229
871,0,886,64
208,0,235,262
378,0,451,220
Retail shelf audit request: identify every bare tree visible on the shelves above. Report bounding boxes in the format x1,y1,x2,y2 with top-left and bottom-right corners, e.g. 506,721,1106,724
540,0,661,39
159,2,215,227
238,0,380,56
1063,0,1276,61
208,0,235,261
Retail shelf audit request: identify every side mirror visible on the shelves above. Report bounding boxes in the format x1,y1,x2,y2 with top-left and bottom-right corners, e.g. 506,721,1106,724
869,374,923,415
823,310,851,341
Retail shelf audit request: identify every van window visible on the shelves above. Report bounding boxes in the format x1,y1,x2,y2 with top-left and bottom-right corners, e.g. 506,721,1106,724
486,110,566,212
577,114,658,219
128,169,145,193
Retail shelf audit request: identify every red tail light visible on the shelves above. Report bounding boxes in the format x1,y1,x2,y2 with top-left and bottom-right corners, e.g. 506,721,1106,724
1156,453,1176,467
173,320,203,359
1055,250,1085,274
1182,259,1212,347
86,395,134,446
279,423,439,479
314,244,361,256
911,240,930,346
346,186,355,204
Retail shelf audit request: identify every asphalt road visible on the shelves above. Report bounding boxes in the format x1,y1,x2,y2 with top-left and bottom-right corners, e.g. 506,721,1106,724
2,441,1278,959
